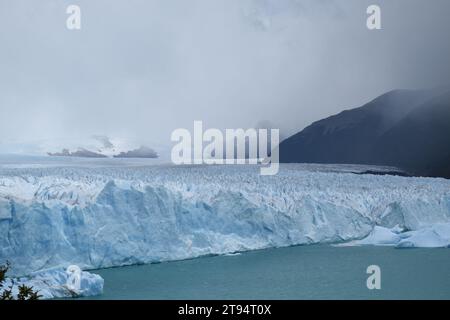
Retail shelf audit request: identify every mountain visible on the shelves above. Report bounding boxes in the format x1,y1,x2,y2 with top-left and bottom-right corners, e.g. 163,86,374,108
43,136,159,159
279,89,450,178
375,91,450,177
113,146,158,158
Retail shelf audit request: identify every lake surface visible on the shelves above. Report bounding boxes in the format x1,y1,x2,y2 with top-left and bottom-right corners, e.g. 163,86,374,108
83,245,450,300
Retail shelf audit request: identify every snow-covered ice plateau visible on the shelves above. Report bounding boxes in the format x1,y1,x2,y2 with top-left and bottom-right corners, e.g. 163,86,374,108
1,162,449,278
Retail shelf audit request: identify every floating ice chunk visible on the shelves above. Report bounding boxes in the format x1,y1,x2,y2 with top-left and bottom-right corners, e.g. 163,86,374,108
0,267,104,299
396,224,450,248
352,226,402,246
348,224,450,248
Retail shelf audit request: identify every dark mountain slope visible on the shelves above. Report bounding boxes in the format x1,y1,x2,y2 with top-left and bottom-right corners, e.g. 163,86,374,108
374,91,450,177
279,89,450,178
280,89,431,164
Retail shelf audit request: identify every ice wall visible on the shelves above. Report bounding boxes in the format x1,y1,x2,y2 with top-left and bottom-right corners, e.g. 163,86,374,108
1,164,449,275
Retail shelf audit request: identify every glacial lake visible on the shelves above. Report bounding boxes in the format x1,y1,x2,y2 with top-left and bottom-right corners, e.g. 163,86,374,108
82,245,450,300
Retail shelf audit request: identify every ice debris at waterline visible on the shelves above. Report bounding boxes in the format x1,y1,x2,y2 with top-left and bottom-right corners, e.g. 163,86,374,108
339,224,450,247
0,267,104,299
0,163,449,276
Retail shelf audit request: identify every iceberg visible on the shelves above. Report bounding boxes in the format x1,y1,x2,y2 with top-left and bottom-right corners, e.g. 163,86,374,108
0,163,449,276
396,224,450,248
344,226,402,246
0,267,104,299
344,224,450,247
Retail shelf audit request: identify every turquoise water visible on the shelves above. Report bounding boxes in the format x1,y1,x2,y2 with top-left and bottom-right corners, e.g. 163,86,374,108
85,245,450,300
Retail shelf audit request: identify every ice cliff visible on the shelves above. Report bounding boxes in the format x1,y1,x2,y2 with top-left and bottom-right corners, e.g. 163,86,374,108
0,164,449,276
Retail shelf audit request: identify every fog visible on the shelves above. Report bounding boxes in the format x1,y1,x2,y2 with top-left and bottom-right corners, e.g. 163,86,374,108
1,0,449,153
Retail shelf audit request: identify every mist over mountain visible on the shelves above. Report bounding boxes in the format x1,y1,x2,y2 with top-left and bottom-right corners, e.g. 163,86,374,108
279,89,450,178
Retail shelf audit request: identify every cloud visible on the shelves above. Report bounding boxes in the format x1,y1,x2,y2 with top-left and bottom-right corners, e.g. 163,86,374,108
1,0,449,154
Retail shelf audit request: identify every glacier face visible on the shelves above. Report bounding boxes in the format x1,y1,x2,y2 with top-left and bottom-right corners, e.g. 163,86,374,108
0,163,449,276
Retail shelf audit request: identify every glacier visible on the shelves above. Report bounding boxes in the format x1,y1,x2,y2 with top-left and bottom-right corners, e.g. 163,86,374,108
0,162,449,277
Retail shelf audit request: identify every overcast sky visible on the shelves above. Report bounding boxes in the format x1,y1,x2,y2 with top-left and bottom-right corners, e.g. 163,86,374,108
1,0,449,153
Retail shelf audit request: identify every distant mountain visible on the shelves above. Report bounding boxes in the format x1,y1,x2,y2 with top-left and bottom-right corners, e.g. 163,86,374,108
45,136,159,159
279,89,450,178
48,148,107,158
113,146,158,158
